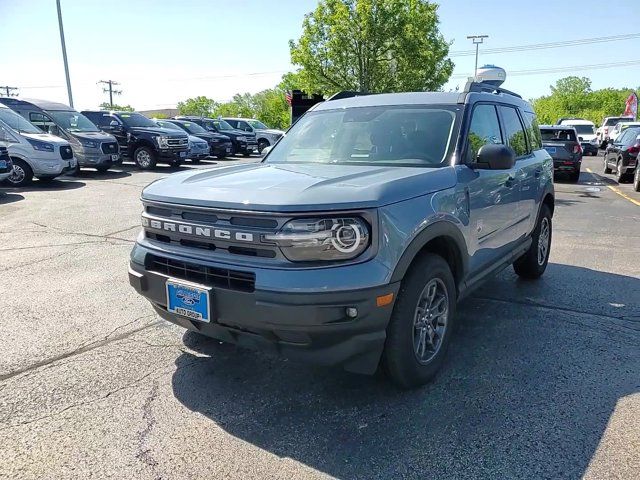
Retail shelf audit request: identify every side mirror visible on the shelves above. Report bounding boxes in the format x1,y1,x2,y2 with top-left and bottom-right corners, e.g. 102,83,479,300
578,136,584,142
245,126,253,132
472,144,515,170
48,124,60,136
109,120,119,127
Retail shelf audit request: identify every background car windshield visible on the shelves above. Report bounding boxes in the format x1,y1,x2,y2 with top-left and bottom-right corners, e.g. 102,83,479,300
213,120,234,131
118,113,158,128
571,124,595,135
49,111,99,132
181,122,207,134
541,129,577,141
265,106,457,167
248,119,268,130
156,120,182,131
0,108,42,134
605,117,629,126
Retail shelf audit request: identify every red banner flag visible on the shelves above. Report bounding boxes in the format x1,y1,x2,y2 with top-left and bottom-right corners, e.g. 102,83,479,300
623,92,638,120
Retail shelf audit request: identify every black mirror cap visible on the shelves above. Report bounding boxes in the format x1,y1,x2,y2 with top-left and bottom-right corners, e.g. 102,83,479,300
578,136,584,141
474,144,516,170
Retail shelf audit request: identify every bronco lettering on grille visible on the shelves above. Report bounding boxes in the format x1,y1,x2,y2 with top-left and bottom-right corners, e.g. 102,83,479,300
142,216,255,242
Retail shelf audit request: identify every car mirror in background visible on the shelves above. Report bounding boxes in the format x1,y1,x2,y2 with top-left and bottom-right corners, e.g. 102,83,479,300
109,120,122,132
48,124,60,136
472,144,516,170
578,136,583,141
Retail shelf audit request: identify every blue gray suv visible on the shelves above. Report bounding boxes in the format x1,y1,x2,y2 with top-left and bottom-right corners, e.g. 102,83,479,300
128,81,554,388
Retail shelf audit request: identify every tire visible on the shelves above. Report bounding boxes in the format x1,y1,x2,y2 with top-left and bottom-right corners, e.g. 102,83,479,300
513,204,552,279
383,253,457,389
634,169,640,192
604,157,612,174
242,152,251,157
133,146,157,170
173,159,184,168
217,154,226,160
4,159,33,187
569,169,580,183
616,160,626,183
96,165,111,173
258,139,269,153
190,158,201,164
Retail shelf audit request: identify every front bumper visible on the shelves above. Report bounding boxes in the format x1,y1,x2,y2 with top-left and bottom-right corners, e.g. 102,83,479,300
553,159,581,172
211,143,233,157
158,148,189,163
128,254,399,374
75,149,120,167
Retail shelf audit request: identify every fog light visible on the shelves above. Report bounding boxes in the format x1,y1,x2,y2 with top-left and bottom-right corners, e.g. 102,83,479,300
345,307,358,318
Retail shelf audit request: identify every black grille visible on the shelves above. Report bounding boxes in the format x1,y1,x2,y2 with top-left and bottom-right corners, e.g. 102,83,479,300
60,146,73,160
168,137,188,147
101,142,118,154
148,255,255,293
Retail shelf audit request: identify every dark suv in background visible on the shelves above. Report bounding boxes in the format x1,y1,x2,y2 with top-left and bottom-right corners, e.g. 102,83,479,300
540,125,582,182
83,111,189,169
173,116,257,156
604,125,640,183
161,119,232,159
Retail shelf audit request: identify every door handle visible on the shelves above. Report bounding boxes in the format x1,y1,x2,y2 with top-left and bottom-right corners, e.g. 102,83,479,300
505,176,515,188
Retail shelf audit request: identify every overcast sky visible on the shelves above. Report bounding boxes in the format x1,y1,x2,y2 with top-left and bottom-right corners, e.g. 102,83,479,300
2,0,639,110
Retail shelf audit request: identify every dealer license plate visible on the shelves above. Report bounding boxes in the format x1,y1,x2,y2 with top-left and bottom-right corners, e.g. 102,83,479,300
166,280,210,323
180,151,187,158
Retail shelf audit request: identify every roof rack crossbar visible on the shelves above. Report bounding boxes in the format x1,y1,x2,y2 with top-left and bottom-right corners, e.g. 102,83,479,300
462,81,522,99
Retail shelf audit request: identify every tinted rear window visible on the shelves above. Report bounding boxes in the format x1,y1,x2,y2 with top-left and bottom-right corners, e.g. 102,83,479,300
540,129,577,141
605,117,629,126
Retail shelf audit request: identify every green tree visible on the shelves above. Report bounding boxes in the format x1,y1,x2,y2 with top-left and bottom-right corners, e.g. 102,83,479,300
99,102,134,111
532,76,635,125
289,0,453,95
176,96,218,117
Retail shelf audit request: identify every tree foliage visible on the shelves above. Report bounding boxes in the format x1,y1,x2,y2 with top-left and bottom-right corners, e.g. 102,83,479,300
532,76,636,125
289,0,453,95
176,96,218,117
99,102,134,111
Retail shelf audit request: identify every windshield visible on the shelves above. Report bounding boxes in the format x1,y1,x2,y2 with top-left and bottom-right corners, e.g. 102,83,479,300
48,111,99,133
569,124,595,135
155,120,183,131
605,117,631,126
117,113,158,128
266,106,458,167
248,119,268,130
180,121,207,134
0,108,42,134
213,119,234,131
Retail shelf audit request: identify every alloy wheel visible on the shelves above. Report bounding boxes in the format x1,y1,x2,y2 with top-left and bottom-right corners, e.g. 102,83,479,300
538,217,550,266
8,164,25,185
413,278,449,364
137,150,152,168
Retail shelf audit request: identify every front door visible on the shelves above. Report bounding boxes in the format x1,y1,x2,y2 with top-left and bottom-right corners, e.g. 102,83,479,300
464,103,521,275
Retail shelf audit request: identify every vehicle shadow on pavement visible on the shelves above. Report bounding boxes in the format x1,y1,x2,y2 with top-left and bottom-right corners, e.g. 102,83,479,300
171,263,639,479
69,169,132,181
0,192,25,204
2,179,86,193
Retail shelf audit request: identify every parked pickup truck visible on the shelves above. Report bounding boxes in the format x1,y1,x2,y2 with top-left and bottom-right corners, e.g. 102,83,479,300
173,116,257,156
83,111,188,169
596,116,634,148
129,81,554,388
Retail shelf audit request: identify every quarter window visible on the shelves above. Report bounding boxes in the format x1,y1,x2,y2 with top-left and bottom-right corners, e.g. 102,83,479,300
467,104,503,162
522,112,543,150
500,106,529,156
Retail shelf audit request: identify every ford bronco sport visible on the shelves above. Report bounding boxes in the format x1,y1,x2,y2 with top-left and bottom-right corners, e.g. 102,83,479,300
129,81,554,388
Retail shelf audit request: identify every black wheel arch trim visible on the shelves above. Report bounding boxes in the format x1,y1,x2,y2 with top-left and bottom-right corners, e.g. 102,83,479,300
390,221,469,290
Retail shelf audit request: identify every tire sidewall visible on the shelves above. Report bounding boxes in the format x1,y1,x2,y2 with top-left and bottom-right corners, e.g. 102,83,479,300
5,159,33,187
134,146,157,170
383,254,457,388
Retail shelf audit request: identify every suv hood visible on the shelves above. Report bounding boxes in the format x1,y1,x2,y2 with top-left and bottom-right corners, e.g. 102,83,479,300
192,132,230,142
21,132,71,145
142,163,456,212
71,131,117,142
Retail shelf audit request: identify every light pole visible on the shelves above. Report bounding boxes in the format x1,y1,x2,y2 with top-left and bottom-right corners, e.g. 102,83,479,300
56,0,74,108
466,35,489,78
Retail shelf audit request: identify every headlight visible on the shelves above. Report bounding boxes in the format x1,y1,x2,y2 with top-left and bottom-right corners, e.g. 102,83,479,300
156,136,170,148
197,142,208,149
26,138,54,152
79,138,98,148
264,217,370,261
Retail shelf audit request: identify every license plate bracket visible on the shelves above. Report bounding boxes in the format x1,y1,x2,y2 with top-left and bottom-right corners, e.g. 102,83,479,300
166,280,211,323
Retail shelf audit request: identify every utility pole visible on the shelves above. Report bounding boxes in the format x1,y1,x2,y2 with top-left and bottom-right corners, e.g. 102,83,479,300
56,0,74,108
0,86,19,97
97,80,122,108
466,35,489,78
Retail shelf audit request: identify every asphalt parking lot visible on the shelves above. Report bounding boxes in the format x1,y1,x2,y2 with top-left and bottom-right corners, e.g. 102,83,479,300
1,153,638,479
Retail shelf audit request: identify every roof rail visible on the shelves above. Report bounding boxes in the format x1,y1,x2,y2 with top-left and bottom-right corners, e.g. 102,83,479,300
462,80,522,99
326,91,369,101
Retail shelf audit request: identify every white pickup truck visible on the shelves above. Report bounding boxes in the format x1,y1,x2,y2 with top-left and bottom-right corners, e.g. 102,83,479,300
596,116,634,148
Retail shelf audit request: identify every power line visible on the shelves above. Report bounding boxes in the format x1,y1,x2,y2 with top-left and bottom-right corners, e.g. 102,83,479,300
450,33,640,57
97,80,122,107
0,86,19,97
450,59,640,79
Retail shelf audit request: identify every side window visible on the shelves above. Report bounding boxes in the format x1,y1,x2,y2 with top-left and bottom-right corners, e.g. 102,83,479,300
522,112,543,150
467,104,503,161
500,106,529,157
238,121,252,132
618,129,635,145
225,120,238,128
94,114,116,128
29,112,55,131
